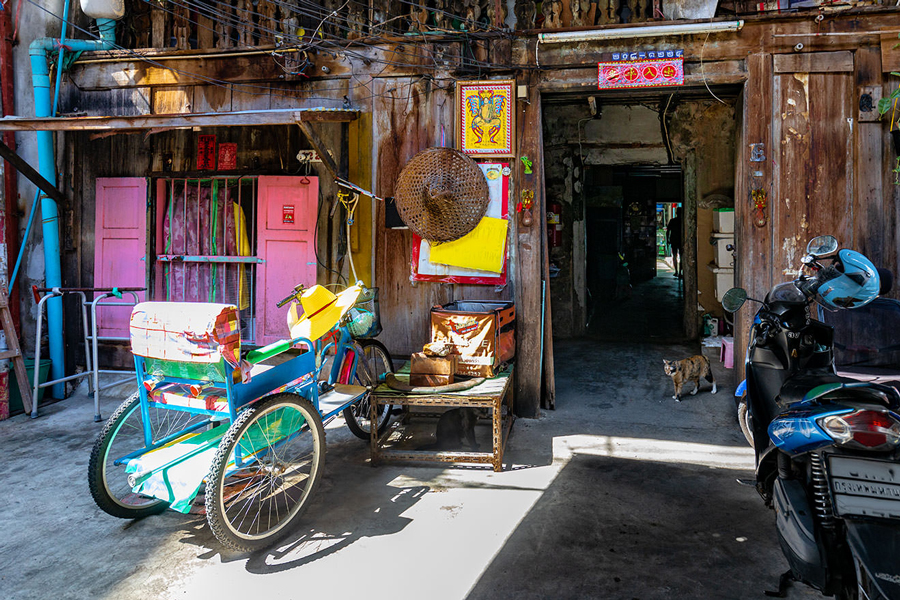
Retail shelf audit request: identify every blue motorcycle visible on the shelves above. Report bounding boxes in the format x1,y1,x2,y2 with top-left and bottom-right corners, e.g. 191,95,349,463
724,235,900,600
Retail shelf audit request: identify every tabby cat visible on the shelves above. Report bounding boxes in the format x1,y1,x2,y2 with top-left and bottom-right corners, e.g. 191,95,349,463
663,356,717,401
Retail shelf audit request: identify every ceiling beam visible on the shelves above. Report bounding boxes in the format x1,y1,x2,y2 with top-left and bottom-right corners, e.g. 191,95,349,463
0,138,66,205
0,108,358,132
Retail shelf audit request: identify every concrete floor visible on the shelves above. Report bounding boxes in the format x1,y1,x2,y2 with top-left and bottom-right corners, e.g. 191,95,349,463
0,272,819,600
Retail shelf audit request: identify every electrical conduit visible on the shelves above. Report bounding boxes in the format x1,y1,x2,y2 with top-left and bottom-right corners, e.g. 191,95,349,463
29,16,116,398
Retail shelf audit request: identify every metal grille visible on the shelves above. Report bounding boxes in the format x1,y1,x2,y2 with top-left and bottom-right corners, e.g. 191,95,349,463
394,147,490,243
154,177,260,342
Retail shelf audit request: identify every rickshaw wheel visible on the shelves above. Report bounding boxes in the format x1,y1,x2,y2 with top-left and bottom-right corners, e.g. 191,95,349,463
88,392,188,519
343,339,394,440
206,393,325,552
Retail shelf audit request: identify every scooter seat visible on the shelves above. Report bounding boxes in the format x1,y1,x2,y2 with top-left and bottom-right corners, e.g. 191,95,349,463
778,372,899,407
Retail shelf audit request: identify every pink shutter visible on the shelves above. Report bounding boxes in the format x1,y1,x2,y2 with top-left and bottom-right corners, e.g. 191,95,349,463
94,178,147,337
256,176,318,345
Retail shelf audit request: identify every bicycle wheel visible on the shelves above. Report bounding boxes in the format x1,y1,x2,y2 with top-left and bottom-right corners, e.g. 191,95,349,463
88,392,208,519
343,339,394,440
206,393,325,552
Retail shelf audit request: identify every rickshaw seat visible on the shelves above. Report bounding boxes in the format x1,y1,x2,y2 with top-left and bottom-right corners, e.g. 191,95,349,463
130,302,242,384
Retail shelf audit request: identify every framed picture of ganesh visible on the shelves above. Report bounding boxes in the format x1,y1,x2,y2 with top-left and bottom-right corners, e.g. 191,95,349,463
456,80,516,158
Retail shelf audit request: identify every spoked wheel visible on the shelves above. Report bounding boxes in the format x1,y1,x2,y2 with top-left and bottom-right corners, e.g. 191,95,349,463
737,398,754,448
206,393,325,552
343,339,394,440
88,392,208,519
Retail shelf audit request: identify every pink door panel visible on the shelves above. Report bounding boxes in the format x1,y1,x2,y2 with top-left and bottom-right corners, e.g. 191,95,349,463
95,178,147,337
256,176,318,345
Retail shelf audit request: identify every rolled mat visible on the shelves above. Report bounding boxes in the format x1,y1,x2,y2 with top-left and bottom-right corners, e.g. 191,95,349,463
385,373,485,394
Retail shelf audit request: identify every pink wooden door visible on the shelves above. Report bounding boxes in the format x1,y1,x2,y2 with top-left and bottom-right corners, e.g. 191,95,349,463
256,176,318,345
95,178,147,337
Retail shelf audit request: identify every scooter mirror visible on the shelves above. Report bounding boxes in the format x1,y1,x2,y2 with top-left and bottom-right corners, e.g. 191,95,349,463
722,288,748,313
806,235,838,258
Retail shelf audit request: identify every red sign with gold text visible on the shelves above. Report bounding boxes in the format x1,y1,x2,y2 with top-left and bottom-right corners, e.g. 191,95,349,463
598,50,684,90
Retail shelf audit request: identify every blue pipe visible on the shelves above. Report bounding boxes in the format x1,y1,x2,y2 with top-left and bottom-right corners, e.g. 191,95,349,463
10,0,69,297
29,16,116,398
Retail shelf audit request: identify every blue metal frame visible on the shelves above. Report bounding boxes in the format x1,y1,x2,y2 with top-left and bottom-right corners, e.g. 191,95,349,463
128,325,368,470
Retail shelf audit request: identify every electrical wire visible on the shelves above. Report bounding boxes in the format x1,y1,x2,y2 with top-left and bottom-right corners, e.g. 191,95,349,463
140,0,515,71
25,0,470,106
700,31,726,106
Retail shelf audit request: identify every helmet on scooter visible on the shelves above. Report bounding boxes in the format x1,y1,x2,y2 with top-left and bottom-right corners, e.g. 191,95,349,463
815,249,880,310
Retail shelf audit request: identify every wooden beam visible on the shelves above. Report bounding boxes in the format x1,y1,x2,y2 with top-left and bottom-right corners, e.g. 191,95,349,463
297,120,340,179
773,51,853,73
0,108,358,132
0,138,66,205
735,53,774,384
514,71,544,418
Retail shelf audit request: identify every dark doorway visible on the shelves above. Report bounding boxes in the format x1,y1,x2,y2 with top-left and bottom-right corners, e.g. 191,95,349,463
584,164,686,342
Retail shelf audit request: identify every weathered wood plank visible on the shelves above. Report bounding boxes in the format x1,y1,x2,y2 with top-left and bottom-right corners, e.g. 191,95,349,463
373,77,453,357
152,87,193,114
774,70,811,279
0,109,359,131
880,32,900,73
773,51,853,74
191,85,232,113
514,70,544,418
735,53,773,381
855,47,884,266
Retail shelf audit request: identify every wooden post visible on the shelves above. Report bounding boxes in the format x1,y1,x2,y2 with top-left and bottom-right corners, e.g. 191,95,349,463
514,71,544,418
735,53,773,381
854,46,884,269
683,153,699,340
0,287,31,415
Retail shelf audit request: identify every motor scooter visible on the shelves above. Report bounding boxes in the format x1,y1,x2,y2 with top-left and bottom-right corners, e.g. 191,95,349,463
724,235,900,600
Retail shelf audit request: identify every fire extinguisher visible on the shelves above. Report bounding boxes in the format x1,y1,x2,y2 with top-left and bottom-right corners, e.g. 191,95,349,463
547,202,562,248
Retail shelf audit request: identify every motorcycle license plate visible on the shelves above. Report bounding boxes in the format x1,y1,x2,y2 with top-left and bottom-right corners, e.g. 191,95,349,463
828,455,900,520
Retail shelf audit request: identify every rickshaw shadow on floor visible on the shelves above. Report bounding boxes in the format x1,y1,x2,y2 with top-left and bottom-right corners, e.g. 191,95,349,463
175,472,429,571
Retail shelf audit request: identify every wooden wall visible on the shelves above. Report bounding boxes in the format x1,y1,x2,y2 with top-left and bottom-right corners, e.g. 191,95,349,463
736,38,900,376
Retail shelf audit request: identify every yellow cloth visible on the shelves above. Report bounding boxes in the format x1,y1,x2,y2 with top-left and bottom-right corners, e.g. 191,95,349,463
429,217,508,273
234,203,251,310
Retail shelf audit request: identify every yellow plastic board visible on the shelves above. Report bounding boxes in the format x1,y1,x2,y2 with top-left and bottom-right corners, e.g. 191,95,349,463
428,217,508,273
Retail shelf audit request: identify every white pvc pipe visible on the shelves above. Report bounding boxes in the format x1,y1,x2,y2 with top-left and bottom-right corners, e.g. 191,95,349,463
538,20,744,43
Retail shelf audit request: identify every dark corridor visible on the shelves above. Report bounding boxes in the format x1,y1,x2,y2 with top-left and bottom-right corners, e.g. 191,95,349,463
584,165,686,342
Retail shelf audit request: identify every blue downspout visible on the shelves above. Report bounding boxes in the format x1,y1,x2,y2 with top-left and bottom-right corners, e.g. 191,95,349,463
29,17,116,398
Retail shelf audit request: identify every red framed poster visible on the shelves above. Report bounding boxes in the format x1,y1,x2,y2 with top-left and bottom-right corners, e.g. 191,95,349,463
218,143,237,170
411,162,510,285
197,134,216,170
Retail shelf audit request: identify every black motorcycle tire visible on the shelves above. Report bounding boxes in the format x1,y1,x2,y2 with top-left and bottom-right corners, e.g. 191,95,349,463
738,398,754,448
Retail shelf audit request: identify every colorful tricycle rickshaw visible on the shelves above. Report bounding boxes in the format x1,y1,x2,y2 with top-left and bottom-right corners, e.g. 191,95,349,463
87,283,392,552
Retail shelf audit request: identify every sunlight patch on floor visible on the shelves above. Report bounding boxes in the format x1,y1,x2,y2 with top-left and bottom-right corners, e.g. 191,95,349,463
553,434,755,470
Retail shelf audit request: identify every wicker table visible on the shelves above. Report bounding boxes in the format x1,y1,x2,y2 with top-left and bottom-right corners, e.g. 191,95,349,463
370,364,514,472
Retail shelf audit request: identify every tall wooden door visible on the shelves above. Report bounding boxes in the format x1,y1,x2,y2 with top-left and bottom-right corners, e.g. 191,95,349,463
772,52,854,278
94,177,148,337
255,176,318,345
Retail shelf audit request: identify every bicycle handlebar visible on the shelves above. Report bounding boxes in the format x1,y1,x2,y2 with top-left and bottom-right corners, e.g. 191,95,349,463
276,284,306,308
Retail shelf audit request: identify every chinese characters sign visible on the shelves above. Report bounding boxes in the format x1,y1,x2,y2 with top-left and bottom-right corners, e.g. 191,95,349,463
197,135,216,170
598,50,684,90
457,80,515,158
